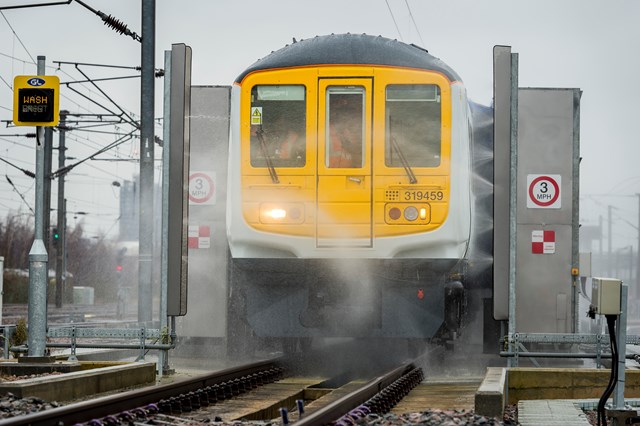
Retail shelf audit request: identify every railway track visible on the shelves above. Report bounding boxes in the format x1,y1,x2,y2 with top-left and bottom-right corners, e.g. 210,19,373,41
0,354,426,426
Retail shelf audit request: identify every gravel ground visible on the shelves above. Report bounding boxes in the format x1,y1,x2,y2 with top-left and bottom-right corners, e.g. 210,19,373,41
584,409,640,426
353,409,518,425
0,393,62,419
0,392,520,424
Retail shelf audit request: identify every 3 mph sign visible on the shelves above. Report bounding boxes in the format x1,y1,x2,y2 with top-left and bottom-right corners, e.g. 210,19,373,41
527,174,561,209
189,171,216,205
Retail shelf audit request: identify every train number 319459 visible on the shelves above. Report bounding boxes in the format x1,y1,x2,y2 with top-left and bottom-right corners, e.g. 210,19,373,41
402,190,445,201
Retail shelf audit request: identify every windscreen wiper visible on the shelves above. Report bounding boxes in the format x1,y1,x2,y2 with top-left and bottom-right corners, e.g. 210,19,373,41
389,119,417,184
256,127,279,184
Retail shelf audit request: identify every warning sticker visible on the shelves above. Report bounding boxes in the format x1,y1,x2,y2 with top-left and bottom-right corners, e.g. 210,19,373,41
251,107,262,125
188,225,211,249
532,230,555,254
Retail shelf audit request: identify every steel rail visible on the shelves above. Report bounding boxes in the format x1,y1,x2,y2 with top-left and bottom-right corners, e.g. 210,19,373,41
0,359,280,426
295,362,417,426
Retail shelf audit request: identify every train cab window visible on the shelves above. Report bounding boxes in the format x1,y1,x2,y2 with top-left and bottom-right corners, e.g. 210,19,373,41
385,84,441,168
326,87,364,168
250,85,306,168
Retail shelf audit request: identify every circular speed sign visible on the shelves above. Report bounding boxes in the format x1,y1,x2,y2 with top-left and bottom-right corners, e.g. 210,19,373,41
189,172,215,204
527,174,561,209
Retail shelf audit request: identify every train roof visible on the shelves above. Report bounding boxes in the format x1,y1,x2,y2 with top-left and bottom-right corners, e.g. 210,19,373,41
235,33,461,83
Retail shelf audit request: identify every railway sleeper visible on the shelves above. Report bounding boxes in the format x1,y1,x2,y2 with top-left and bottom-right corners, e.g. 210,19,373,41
158,367,284,416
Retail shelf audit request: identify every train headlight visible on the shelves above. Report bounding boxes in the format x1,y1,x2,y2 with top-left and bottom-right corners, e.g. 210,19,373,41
404,206,419,221
269,208,287,220
260,203,305,224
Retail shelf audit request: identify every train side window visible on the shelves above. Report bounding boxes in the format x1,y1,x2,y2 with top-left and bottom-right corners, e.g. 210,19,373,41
385,84,441,168
326,87,364,168
250,85,306,168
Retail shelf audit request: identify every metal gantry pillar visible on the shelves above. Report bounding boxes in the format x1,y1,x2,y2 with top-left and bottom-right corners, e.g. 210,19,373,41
138,0,156,323
158,49,171,376
55,111,68,308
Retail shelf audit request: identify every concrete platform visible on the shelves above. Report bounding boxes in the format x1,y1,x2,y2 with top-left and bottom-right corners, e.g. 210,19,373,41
508,368,640,402
0,359,82,376
473,367,640,424
0,361,156,401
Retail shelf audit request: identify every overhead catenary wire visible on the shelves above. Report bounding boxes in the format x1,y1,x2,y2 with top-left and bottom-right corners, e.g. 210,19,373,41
384,0,403,41
63,130,138,158
51,129,137,178
0,5,141,233
0,156,34,178
0,52,141,130
0,150,36,168
4,175,34,214
0,11,35,64
63,83,137,128
62,74,140,86
0,73,12,90
403,0,425,46
0,1,72,11
71,64,139,127
54,65,133,116
54,60,141,71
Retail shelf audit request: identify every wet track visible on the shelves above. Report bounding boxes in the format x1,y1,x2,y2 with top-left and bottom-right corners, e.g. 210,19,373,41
0,339,511,425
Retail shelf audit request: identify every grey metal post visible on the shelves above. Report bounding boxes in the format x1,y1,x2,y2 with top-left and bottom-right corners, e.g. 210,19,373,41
63,198,67,301
43,127,53,247
614,283,628,409
55,111,67,308
609,205,613,277
0,256,3,325
138,0,155,323
158,50,171,377
637,194,640,305
27,56,49,357
507,53,519,367
572,89,581,332
600,215,604,259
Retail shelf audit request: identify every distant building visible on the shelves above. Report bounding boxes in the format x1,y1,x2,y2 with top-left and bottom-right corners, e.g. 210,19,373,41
119,179,138,241
117,176,163,255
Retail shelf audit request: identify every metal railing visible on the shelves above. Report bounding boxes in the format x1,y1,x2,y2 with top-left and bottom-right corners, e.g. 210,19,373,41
1,324,173,361
500,332,640,368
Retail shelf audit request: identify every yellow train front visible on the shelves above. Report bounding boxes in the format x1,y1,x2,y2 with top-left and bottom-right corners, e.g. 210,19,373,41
226,34,472,348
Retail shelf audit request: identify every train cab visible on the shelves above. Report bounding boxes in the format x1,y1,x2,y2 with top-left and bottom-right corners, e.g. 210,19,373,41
225,34,473,345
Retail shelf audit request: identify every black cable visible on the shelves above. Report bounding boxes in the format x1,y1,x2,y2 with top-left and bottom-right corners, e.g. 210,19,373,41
74,0,141,42
0,157,35,178
597,315,619,426
0,1,71,11
51,130,136,179
4,175,34,214
73,66,138,126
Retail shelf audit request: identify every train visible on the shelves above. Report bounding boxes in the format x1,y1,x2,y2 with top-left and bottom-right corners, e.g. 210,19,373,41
225,33,485,352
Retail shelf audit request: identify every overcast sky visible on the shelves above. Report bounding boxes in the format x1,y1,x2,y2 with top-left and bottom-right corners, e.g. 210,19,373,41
0,0,638,252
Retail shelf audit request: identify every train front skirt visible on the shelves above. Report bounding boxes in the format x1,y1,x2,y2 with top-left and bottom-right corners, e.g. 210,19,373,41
228,258,463,340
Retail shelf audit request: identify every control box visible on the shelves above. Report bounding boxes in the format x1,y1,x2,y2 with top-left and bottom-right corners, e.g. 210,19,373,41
591,277,622,315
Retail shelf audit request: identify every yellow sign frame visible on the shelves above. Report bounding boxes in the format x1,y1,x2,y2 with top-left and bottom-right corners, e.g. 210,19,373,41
13,75,60,126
